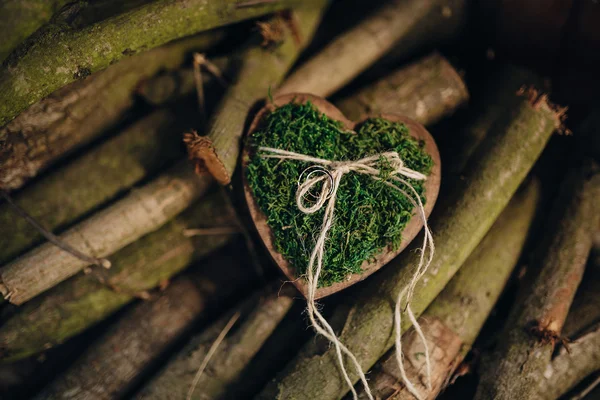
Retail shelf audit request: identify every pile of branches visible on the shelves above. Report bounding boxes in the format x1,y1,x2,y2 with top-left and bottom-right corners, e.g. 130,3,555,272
0,0,598,399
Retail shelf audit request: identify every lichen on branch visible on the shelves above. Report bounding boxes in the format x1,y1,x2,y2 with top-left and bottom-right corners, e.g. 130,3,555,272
0,0,300,127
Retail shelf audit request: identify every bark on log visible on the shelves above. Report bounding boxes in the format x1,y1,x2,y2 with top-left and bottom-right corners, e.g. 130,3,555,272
277,0,467,98
256,86,562,400
0,0,299,127
562,261,600,338
335,52,468,125
35,250,258,400
0,193,235,362
0,161,212,305
534,323,600,400
0,0,70,62
474,159,600,400
356,180,540,400
193,1,328,185
0,109,186,266
136,285,293,400
0,32,222,191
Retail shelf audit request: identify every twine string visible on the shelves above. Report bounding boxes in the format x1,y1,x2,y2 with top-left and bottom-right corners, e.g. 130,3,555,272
258,146,435,400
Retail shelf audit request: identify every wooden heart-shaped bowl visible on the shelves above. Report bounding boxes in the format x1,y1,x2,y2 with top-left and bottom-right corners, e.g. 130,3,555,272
242,93,441,299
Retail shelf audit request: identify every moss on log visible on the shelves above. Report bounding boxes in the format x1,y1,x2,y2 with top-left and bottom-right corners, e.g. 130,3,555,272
277,0,467,97
35,249,258,400
256,87,561,400
191,1,328,184
0,193,235,362
336,52,468,124
0,161,212,305
0,109,186,266
0,32,222,190
0,0,70,62
0,0,301,127
136,285,293,399
357,180,539,399
474,159,600,400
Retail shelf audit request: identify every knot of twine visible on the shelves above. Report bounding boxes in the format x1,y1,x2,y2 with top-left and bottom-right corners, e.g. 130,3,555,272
259,146,435,400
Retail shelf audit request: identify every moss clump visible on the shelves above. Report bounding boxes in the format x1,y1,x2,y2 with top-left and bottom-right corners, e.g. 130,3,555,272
246,102,433,286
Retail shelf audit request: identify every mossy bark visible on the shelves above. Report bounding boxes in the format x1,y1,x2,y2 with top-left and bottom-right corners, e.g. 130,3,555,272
0,0,299,127
0,109,185,266
192,1,329,184
0,162,212,305
35,250,258,400
534,323,600,400
356,180,540,399
0,33,222,190
475,159,600,400
277,0,467,97
0,193,235,362
256,87,561,400
136,285,294,400
335,52,468,125
0,0,70,62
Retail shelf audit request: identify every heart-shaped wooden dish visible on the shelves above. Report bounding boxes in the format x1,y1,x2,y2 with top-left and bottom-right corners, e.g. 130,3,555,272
242,93,441,299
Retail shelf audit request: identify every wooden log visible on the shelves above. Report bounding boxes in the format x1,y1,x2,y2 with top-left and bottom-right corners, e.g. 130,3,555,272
474,159,600,400
0,160,212,305
335,52,468,125
191,1,328,185
562,261,600,338
277,0,468,97
136,285,293,399
256,86,562,400
0,32,222,191
0,0,70,62
0,0,300,127
534,323,600,400
0,193,235,362
0,109,186,265
34,250,258,400
356,179,540,400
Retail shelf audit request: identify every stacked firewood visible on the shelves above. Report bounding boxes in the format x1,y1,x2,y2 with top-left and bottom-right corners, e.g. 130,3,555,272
0,0,598,399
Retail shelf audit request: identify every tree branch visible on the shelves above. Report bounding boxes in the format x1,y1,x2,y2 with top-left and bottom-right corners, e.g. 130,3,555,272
190,1,328,184
535,323,600,400
0,32,223,190
0,193,236,362
0,0,298,127
277,0,468,97
34,250,259,399
356,180,540,399
136,285,293,399
0,0,71,62
0,109,187,265
475,159,600,400
335,52,468,125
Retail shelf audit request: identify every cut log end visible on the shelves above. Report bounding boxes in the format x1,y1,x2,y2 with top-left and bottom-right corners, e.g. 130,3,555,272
183,132,231,185
516,86,570,134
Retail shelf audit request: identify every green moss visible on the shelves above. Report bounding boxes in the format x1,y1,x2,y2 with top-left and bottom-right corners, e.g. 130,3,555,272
246,102,433,286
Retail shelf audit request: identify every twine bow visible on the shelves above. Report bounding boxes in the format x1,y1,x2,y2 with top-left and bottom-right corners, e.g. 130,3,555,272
259,146,435,400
